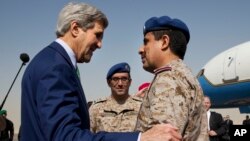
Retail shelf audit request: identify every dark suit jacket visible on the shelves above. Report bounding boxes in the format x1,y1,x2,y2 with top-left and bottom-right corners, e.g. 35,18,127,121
209,111,226,141
21,41,139,141
224,120,233,126
242,119,250,125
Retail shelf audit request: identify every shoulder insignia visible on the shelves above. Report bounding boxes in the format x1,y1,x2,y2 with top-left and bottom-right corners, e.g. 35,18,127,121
131,96,143,102
92,97,108,105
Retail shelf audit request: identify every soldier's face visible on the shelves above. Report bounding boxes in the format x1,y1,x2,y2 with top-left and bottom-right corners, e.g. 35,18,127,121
108,73,131,97
139,32,162,73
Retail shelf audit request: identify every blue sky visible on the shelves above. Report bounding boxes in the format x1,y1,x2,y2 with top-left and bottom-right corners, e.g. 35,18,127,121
1,0,250,133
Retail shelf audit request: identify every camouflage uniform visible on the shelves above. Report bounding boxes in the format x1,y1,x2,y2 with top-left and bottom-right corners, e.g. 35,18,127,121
89,96,142,133
135,59,208,141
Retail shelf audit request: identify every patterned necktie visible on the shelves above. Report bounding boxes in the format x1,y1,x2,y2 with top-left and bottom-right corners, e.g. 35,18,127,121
76,65,80,79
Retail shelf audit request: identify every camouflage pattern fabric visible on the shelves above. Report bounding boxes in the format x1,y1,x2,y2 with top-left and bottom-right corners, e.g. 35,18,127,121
89,96,142,132
135,59,209,141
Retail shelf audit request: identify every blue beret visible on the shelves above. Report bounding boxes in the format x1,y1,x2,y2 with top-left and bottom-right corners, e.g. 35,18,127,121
106,62,130,79
143,16,190,43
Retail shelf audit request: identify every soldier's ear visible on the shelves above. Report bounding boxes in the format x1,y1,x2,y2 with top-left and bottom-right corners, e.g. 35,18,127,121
107,79,112,87
161,35,170,50
128,78,132,86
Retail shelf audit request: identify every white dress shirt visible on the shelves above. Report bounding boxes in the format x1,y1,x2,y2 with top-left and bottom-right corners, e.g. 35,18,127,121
207,110,211,131
55,38,77,69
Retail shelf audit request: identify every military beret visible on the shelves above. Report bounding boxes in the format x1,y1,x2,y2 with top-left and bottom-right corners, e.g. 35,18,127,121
0,110,7,115
138,82,150,91
106,62,130,79
143,16,190,43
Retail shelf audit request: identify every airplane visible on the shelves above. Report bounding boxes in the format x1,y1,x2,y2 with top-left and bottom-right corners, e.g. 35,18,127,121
197,41,250,113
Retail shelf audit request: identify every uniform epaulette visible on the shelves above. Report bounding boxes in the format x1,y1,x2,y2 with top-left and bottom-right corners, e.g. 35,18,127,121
154,66,172,74
131,96,143,102
92,97,108,105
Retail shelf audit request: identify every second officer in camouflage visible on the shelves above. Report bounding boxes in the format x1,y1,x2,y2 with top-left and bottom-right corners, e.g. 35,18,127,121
89,62,142,132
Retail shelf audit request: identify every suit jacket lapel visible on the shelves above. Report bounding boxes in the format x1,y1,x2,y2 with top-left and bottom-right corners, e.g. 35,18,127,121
49,41,74,68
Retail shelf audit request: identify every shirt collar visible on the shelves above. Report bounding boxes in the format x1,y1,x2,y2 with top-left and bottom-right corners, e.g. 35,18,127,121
55,38,77,68
207,110,211,114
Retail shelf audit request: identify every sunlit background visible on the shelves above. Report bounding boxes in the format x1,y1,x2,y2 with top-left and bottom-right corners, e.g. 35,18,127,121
1,0,250,135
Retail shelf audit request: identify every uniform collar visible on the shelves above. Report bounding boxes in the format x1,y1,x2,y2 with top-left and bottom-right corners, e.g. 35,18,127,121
154,59,184,74
154,66,172,74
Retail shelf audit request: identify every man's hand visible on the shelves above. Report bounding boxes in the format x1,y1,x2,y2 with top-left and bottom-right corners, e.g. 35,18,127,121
208,130,217,136
141,124,182,141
